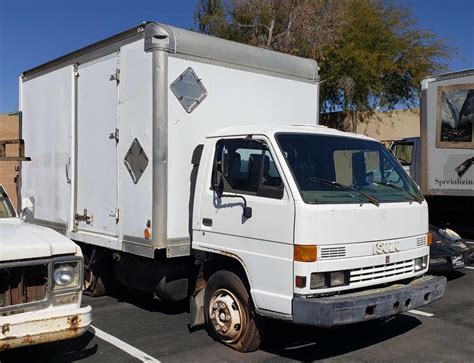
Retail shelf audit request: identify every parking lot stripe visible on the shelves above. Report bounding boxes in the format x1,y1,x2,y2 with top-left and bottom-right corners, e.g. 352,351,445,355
464,266,474,270
90,325,161,362
408,309,434,317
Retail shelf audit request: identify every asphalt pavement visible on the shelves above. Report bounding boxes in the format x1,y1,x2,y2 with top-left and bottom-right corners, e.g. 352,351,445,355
2,268,474,362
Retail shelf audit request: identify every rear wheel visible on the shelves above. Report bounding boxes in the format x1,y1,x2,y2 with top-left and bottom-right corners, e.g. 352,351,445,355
204,270,263,352
83,248,108,297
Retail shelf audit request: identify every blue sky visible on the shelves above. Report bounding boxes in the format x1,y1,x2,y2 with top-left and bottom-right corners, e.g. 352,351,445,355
0,0,473,113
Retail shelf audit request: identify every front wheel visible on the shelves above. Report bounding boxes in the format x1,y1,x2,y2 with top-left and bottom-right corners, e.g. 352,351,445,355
204,270,263,352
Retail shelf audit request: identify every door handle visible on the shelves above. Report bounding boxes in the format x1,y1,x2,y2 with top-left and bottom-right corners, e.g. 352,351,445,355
65,158,71,184
202,218,213,227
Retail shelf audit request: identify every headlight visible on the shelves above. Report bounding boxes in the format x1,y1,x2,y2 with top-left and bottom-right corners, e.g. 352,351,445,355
53,262,80,289
414,256,428,271
310,273,325,289
329,271,346,287
310,271,348,289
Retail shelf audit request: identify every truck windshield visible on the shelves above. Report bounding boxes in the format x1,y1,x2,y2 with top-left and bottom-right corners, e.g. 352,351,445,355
0,188,15,218
276,133,424,204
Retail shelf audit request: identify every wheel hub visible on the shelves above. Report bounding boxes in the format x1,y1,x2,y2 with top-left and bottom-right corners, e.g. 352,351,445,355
209,289,243,341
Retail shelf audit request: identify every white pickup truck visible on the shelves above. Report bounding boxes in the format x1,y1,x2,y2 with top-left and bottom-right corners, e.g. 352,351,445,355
0,184,91,351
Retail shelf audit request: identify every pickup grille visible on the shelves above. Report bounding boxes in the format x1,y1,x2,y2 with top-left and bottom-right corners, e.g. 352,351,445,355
0,264,48,314
350,259,414,284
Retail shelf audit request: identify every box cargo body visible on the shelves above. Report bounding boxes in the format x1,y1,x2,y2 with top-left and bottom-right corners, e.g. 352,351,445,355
392,69,473,237
420,69,474,197
19,22,319,258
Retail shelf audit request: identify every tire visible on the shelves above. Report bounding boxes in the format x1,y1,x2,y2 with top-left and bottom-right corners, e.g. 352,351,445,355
83,249,108,297
204,270,263,352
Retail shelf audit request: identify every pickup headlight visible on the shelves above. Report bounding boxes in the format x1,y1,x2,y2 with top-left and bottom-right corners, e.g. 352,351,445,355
53,261,80,289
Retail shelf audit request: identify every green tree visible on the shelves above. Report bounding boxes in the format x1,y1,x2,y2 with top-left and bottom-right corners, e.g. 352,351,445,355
195,0,452,131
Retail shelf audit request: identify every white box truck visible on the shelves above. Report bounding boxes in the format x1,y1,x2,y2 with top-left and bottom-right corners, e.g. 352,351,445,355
19,22,445,352
392,69,474,238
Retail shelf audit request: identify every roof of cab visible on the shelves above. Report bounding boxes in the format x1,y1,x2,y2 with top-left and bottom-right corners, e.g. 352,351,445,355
206,124,378,142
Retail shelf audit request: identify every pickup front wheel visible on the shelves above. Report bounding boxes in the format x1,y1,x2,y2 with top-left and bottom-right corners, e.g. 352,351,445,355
204,270,263,352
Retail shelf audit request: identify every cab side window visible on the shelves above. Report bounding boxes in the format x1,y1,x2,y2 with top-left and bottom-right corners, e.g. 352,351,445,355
213,139,283,199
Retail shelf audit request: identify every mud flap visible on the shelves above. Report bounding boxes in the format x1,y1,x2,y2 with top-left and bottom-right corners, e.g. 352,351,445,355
189,288,205,330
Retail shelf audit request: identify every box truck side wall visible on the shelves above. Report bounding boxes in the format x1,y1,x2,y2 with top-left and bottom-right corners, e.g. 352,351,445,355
166,56,318,242
422,71,474,196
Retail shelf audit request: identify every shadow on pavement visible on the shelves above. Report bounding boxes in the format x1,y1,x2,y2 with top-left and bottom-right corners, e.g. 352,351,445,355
432,270,465,281
0,331,97,363
261,314,421,361
107,287,190,315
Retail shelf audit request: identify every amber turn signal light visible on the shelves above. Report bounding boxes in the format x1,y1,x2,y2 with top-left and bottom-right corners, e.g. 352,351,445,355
427,232,432,246
294,245,317,262
144,220,151,239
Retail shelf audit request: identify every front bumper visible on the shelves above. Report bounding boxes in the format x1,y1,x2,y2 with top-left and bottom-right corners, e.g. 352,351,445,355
292,275,446,327
0,305,92,351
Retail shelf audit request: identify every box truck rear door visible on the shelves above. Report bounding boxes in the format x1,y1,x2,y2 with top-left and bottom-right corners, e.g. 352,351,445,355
76,54,119,236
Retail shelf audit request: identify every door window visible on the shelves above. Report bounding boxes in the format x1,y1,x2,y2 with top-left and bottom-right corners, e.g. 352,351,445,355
393,142,414,166
213,139,283,199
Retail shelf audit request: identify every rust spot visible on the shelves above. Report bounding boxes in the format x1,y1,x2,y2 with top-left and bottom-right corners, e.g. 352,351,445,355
22,335,33,344
0,344,10,351
1,324,10,335
68,315,81,332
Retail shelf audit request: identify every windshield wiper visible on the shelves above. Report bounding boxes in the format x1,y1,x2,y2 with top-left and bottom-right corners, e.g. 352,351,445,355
308,177,380,207
371,181,423,204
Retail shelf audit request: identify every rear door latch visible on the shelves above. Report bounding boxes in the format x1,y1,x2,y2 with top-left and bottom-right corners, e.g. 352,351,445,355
109,128,119,143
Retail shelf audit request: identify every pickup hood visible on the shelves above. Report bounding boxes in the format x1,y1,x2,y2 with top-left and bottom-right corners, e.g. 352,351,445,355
294,201,428,245
0,218,77,261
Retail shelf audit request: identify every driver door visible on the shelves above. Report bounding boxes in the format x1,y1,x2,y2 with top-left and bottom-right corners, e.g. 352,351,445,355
195,137,295,315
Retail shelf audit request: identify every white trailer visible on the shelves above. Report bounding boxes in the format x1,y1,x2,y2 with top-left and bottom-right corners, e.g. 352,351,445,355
20,22,445,352
392,69,474,237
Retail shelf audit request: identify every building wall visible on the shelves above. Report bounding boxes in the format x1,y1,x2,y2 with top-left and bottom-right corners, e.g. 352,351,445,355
356,109,420,142
321,109,421,143
0,114,20,209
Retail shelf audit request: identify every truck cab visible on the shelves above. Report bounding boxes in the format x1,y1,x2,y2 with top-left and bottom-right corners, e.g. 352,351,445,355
192,125,445,351
0,185,91,351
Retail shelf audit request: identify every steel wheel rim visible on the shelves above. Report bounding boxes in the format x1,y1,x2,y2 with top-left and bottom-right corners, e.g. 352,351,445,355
209,288,244,342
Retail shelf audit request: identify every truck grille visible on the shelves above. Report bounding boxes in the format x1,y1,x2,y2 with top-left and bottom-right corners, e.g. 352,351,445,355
350,259,414,283
0,264,48,313
416,236,426,247
320,246,346,259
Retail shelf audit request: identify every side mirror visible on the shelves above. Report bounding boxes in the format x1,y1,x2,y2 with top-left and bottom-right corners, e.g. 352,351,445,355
243,206,252,219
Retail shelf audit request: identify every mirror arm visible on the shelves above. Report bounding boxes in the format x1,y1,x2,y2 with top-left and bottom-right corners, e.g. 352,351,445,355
217,193,252,219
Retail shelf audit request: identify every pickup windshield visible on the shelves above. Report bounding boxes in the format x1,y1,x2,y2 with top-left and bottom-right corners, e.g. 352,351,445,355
276,133,424,205
0,187,15,218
